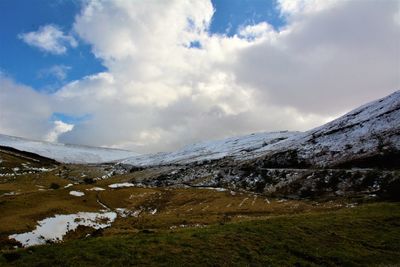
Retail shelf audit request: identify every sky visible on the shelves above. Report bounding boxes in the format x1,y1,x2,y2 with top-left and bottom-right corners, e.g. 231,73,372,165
0,0,399,153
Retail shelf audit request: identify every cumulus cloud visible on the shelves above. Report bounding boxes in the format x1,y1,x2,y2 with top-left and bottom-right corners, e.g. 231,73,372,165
45,120,74,142
18,25,77,54
238,22,278,42
278,0,339,17
0,75,53,139
38,65,71,81
2,0,399,153
233,0,400,114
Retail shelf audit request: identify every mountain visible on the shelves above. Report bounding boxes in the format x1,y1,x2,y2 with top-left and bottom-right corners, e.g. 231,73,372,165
115,91,399,199
2,91,398,167
121,90,400,168
253,90,400,168
121,131,300,166
0,134,139,164
0,91,399,199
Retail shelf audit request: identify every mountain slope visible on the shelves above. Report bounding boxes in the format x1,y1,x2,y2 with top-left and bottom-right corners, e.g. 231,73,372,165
1,91,399,167
253,90,400,168
121,90,400,168
121,131,300,166
0,135,139,164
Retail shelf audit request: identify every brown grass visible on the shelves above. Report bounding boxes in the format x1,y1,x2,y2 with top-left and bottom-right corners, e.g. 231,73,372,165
0,158,355,247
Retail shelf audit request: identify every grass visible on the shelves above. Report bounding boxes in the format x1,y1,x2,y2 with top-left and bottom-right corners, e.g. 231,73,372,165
2,151,399,266
1,202,399,266
1,154,348,240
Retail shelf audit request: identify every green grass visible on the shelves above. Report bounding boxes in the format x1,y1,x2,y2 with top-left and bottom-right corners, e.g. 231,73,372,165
1,202,399,267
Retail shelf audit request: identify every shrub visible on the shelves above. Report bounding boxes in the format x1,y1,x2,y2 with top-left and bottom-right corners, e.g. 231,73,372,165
83,178,95,184
49,183,60,189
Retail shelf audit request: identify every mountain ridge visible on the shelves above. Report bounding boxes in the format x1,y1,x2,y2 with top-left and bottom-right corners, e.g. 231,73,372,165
121,90,400,168
0,134,139,164
1,90,399,168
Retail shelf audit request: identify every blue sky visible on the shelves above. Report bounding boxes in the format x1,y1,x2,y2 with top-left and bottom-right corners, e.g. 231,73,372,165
0,0,284,92
0,0,398,152
0,0,105,92
210,0,285,35
0,0,286,127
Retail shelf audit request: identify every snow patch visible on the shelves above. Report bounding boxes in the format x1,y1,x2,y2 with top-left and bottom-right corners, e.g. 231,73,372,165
64,184,73,188
115,208,129,217
69,191,85,197
2,192,18,196
87,187,105,191
150,208,157,215
108,182,135,188
198,187,227,192
9,211,117,247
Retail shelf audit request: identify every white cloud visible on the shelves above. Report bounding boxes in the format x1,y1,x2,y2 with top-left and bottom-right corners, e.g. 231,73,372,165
233,0,400,114
2,0,399,153
0,75,53,139
278,0,340,17
238,22,277,42
18,25,77,55
38,65,71,81
49,0,334,152
45,120,74,142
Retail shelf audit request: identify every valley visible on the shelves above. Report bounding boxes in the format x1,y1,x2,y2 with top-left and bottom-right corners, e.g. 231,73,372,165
0,91,399,266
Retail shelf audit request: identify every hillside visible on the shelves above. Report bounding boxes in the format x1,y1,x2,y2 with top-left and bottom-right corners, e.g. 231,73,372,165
1,91,398,168
1,91,398,199
255,90,400,168
121,91,400,168
0,93,399,266
111,91,400,199
0,134,139,164
121,131,300,166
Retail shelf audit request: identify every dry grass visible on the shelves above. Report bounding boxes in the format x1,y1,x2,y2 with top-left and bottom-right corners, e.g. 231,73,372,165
0,152,366,248
0,166,348,243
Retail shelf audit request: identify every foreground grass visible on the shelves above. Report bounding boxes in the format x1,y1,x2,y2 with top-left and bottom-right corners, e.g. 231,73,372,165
1,202,399,267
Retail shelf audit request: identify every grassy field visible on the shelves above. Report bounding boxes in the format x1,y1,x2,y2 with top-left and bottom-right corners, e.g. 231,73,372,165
0,171,347,242
1,202,399,266
1,151,400,266
0,152,350,241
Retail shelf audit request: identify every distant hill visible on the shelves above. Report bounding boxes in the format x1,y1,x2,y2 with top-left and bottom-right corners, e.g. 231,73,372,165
121,90,400,168
0,134,139,164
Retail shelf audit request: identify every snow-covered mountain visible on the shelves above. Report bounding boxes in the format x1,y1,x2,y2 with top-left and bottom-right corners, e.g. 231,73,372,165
121,131,300,166
1,91,398,167
1,91,398,199
0,134,139,164
121,90,400,168
253,90,400,168
116,91,399,199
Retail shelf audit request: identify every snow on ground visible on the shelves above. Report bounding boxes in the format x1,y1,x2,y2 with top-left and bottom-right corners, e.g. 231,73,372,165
0,134,139,164
121,131,299,167
108,182,135,188
87,187,105,191
2,192,18,196
69,191,85,197
121,90,400,168
150,208,157,215
9,211,117,247
198,187,227,192
239,198,249,207
251,90,400,166
115,208,129,217
1,91,398,167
